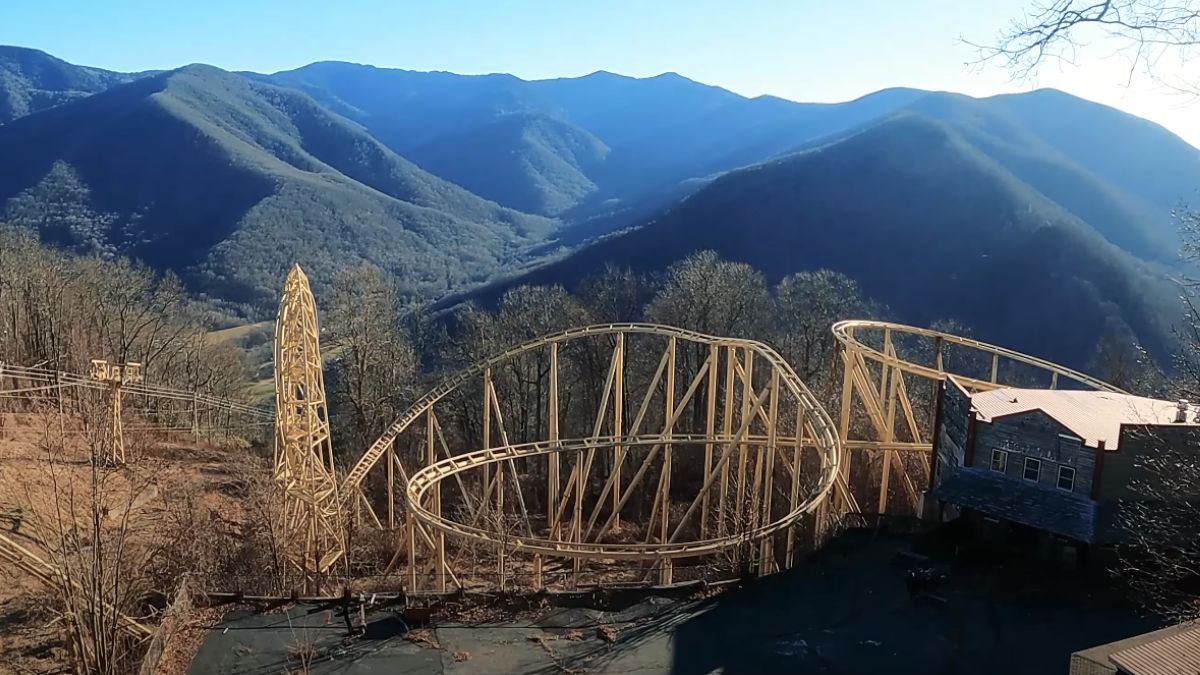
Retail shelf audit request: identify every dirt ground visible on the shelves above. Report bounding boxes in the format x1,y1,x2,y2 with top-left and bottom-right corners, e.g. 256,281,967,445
185,531,1160,675
0,410,255,675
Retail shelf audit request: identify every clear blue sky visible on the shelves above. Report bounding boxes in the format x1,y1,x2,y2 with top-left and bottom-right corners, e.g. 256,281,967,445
4,0,1199,145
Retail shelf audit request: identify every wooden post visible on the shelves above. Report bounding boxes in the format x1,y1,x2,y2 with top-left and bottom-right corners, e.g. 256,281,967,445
878,347,901,514
786,402,804,568
110,380,124,464
191,391,200,438
548,343,559,533
386,439,395,529
929,336,944,429
737,349,753,546
613,334,624,528
660,336,676,584
758,370,780,575
718,345,736,536
833,348,855,523
701,343,718,537
407,515,417,592
482,368,492,512
428,409,445,592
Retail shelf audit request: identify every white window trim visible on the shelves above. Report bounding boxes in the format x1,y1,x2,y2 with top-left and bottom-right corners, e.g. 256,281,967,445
990,449,1007,473
1023,457,1041,482
1057,465,1076,492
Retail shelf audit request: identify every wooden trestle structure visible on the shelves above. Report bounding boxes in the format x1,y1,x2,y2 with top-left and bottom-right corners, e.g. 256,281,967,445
829,320,1125,516
342,324,846,590
0,266,1134,604
272,265,345,583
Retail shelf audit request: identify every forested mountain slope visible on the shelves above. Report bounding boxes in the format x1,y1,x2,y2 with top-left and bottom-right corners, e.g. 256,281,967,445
2,45,1197,363
262,62,931,215
487,114,1182,367
0,64,552,305
0,46,148,123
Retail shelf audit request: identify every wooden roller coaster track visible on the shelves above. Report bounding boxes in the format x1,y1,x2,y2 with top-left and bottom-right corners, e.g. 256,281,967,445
830,319,1124,515
343,323,849,590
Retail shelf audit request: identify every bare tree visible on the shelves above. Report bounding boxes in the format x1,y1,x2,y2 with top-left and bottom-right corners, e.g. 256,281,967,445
1089,329,1166,395
81,258,191,371
577,264,655,323
773,270,875,383
325,264,419,456
1115,426,1200,623
644,251,772,339
0,226,216,390
20,411,154,675
977,0,1200,92
981,3,1200,624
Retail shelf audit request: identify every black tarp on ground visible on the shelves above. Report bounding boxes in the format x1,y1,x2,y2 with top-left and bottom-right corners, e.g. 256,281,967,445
187,532,1157,675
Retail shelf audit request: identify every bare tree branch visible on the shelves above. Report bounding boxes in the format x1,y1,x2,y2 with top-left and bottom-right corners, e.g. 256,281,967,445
971,0,1200,92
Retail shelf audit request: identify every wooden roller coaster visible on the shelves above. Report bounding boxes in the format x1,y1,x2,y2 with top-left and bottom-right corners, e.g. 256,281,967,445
1,267,1130,599
830,320,1124,515
343,324,845,590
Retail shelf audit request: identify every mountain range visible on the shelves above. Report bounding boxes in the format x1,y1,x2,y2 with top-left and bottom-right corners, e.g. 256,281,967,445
1,45,1197,365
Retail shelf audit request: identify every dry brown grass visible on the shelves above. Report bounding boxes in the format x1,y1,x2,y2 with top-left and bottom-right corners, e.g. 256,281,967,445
0,408,269,675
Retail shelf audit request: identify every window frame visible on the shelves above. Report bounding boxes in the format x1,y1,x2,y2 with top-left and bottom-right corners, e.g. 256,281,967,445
990,449,1008,473
1057,465,1076,492
1022,457,1041,482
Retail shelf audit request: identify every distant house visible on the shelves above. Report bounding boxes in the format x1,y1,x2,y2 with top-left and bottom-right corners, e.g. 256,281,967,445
1071,621,1200,675
930,377,1200,545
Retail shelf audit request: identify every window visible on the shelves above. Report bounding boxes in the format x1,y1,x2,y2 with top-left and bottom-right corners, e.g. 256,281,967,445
990,449,1008,473
1023,457,1041,482
1057,466,1076,492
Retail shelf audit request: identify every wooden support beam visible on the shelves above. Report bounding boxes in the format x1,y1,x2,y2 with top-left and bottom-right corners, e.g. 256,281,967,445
660,336,676,584
737,349,754,545
589,360,712,543
785,402,804,569
548,343,559,534
661,383,774,549
758,369,779,575
718,345,736,536
585,357,708,539
836,349,855,514
482,367,492,512
486,380,532,537
427,409,446,592
386,439,396,529
613,333,624,528
701,343,718,538
878,347,901,514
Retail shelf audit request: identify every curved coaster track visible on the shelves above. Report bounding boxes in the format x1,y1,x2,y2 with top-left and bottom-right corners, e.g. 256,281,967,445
339,319,1122,592
345,324,842,590
0,275,1128,597
830,320,1124,515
